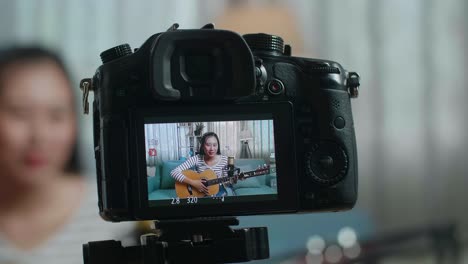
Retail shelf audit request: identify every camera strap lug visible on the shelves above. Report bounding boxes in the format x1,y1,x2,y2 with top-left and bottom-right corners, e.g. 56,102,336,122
201,23,215,29
166,23,179,31
79,78,93,114
347,72,360,99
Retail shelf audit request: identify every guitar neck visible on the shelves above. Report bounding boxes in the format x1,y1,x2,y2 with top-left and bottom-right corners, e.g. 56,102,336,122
240,169,269,179
204,168,270,186
205,176,232,187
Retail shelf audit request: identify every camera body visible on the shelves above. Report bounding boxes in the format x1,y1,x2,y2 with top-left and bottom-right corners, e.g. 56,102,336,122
86,24,359,221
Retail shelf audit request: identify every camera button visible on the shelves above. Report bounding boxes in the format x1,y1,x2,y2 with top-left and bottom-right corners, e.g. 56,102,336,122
333,117,346,129
305,141,348,185
319,156,334,169
255,67,262,78
267,79,284,95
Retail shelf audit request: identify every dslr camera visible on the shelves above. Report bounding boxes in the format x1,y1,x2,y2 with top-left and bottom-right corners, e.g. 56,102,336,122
80,23,360,222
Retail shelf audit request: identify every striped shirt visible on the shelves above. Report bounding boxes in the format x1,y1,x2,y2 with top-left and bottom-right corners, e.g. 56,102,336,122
171,154,228,183
0,179,136,264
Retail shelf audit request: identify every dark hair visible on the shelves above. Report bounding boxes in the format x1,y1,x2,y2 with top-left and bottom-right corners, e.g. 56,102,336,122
0,46,81,174
198,132,221,155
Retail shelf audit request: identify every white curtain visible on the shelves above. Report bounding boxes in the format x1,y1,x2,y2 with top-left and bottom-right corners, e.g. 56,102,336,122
208,120,274,159
144,123,179,166
245,120,275,160
145,120,275,165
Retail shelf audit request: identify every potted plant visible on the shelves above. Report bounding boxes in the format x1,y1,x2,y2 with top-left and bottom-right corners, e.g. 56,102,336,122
193,122,205,136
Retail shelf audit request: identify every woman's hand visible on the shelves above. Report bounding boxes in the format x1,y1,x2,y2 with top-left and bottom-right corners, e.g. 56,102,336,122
189,179,209,195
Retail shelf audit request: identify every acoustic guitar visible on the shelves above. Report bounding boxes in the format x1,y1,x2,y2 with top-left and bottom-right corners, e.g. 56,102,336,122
175,165,271,198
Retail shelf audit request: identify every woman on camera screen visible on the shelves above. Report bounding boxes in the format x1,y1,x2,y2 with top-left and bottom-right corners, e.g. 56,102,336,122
171,132,236,197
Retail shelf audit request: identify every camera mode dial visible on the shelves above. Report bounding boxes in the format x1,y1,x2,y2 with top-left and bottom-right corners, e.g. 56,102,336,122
100,44,132,64
243,34,284,55
305,142,348,185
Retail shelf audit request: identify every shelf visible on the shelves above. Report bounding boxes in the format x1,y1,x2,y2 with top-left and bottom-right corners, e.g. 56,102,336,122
177,123,204,158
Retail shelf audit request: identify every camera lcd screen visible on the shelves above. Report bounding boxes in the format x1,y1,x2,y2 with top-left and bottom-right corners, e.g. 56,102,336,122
145,117,278,207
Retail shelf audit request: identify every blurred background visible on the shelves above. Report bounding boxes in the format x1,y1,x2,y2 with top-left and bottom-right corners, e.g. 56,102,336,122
1,0,467,263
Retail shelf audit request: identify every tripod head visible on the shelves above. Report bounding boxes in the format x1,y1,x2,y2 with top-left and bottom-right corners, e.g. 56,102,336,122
83,217,269,264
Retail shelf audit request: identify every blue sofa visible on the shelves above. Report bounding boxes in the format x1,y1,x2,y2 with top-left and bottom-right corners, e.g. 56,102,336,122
147,158,277,200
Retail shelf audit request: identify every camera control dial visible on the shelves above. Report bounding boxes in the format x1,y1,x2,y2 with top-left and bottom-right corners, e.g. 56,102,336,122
243,33,284,55
305,142,348,185
100,44,132,64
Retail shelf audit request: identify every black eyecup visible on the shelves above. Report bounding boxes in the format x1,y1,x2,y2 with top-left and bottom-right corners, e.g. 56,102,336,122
150,29,256,101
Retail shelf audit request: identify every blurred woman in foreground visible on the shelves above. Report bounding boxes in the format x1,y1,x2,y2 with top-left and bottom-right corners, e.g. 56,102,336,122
0,47,133,264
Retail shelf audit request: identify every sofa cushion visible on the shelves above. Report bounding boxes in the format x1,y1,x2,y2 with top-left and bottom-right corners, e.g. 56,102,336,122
147,166,161,192
233,177,261,189
148,189,176,200
234,186,276,196
148,176,158,192
160,160,184,189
